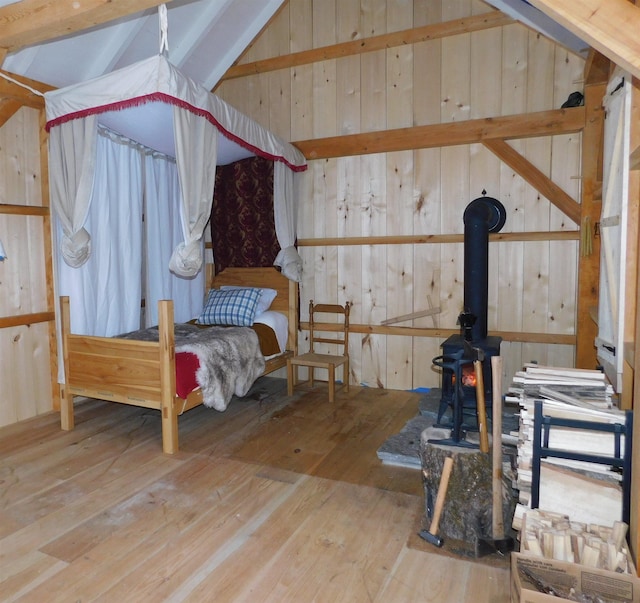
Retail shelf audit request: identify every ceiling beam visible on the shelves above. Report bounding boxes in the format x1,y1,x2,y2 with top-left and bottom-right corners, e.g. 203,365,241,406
0,0,177,52
222,11,514,81
294,107,585,160
527,0,640,79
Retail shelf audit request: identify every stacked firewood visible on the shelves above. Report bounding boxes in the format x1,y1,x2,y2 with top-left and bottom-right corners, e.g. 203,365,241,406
507,364,627,528
509,363,615,411
519,509,632,574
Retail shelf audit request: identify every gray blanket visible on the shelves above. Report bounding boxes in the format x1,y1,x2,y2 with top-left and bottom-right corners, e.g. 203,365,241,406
121,324,265,411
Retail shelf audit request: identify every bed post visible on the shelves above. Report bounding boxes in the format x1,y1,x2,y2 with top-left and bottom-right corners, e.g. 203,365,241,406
158,300,178,454
59,296,74,431
289,278,299,356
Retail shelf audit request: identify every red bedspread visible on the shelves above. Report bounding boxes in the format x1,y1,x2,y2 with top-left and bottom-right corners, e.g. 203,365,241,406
175,352,201,399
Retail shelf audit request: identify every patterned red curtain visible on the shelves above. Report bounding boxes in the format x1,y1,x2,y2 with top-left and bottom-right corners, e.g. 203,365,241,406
210,156,278,273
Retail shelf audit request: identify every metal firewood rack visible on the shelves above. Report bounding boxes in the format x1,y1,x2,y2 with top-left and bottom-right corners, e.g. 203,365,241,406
530,400,633,525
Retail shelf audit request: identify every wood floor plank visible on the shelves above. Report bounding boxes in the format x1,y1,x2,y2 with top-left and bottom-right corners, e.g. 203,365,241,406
15,516,184,603
205,480,422,603
16,459,288,603
1,435,173,535
92,466,307,602
311,388,421,492
167,476,342,601
178,394,293,456
231,412,338,474
375,546,510,602
1,405,161,510
0,398,135,457
0,381,511,602
0,550,67,602
230,385,423,495
0,509,24,540
0,451,184,566
39,453,230,563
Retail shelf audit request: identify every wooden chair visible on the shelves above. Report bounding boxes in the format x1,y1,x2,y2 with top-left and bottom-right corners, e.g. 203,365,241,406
287,300,351,402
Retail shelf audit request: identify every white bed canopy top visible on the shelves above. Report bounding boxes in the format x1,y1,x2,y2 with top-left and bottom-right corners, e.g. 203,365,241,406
45,54,307,280
44,55,307,169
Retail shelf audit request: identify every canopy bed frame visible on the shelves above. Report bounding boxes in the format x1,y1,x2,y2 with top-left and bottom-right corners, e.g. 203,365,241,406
60,267,298,454
46,53,306,454
45,54,306,283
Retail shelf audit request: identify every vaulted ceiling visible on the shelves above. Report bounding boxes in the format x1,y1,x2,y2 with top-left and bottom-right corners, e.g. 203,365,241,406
0,0,638,98
0,0,286,91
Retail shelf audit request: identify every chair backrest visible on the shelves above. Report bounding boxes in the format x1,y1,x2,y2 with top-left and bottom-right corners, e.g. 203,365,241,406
308,300,351,356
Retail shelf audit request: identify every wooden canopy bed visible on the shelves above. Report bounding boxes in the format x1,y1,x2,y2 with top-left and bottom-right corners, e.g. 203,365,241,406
48,56,306,454
60,267,298,454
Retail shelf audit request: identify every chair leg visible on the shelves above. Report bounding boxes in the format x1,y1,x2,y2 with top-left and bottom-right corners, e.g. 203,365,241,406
344,358,349,393
309,367,314,388
287,360,294,396
328,364,335,402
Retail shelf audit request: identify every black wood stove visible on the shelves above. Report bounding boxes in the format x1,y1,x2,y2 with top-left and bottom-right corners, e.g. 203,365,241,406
432,195,506,447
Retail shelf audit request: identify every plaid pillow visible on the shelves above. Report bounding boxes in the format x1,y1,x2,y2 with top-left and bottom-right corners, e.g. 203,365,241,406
196,288,261,326
220,285,277,316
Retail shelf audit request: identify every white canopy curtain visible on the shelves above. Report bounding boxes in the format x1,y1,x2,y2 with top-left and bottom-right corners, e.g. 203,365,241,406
273,161,302,282
49,116,98,268
55,129,205,336
53,129,206,381
169,105,218,277
45,54,307,281
144,149,204,328
55,130,144,338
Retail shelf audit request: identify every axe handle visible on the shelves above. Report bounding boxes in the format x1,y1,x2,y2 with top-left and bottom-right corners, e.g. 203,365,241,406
429,456,454,536
474,360,490,453
491,355,504,539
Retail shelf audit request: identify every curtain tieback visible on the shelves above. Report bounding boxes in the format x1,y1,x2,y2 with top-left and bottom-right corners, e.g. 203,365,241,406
169,239,202,277
274,245,302,282
61,227,91,268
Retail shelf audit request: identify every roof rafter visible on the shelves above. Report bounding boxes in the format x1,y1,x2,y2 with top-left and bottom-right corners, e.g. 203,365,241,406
222,11,514,81
0,69,52,105
0,0,176,53
527,0,640,80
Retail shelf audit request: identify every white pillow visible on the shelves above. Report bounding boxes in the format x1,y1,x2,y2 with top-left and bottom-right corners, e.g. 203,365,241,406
220,285,277,316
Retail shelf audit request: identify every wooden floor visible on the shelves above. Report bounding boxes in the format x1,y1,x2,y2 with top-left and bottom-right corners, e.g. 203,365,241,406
0,378,511,602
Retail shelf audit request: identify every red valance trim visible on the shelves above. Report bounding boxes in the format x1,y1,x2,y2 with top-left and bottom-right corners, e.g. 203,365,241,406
46,92,307,172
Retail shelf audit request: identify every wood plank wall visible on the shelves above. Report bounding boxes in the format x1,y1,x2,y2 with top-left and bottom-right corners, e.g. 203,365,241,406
216,0,585,390
0,106,52,427
0,0,587,427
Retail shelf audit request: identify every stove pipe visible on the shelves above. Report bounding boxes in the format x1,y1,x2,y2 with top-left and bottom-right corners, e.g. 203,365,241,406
462,196,506,342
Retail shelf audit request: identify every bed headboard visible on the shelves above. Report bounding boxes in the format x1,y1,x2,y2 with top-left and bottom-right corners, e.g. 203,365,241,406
210,267,298,354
